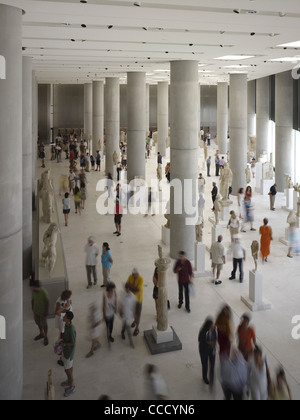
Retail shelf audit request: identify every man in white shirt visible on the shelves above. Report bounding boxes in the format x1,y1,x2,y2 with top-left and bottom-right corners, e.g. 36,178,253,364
84,236,100,289
210,235,226,285
229,235,246,283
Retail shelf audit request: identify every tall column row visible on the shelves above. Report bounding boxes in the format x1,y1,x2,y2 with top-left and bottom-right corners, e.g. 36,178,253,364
0,4,23,400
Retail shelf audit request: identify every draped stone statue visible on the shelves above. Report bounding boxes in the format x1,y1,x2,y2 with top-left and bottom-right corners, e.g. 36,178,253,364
164,200,170,228
214,194,222,225
113,150,118,166
157,164,162,182
195,222,204,243
219,163,233,201
40,170,54,224
251,240,259,272
245,165,251,184
41,223,59,273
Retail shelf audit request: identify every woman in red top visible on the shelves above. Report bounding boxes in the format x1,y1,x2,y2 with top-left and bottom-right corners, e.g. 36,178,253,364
237,313,256,361
244,185,252,203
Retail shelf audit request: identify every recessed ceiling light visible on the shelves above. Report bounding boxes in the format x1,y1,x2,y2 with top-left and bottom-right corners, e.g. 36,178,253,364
233,9,240,14
71,39,75,42
108,25,113,29
250,32,255,36
80,0,87,3
134,2,141,6
81,24,87,28
215,55,255,60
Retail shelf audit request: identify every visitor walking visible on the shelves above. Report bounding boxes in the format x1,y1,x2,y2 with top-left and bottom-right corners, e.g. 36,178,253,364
268,183,277,211
206,156,211,177
119,283,137,348
62,192,71,227
61,311,76,397
84,236,100,289
215,304,233,357
85,302,102,358
31,280,49,346
198,317,217,386
113,198,123,237
101,242,113,288
229,235,246,283
103,282,117,344
259,218,273,262
126,268,144,336
173,251,194,313
210,235,225,285
236,313,256,361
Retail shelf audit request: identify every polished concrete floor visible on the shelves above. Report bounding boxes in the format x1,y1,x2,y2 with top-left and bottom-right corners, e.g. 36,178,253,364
23,142,300,400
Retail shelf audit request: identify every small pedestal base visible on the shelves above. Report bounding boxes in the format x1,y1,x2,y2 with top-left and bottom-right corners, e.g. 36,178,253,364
282,188,294,211
241,270,271,312
194,242,211,278
161,226,170,246
144,326,182,355
220,200,233,222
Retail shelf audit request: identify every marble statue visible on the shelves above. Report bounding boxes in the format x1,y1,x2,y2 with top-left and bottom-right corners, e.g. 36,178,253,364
97,139,102,151
249,136,256,152
251,240,259,272
214,194,222,225
40,170,54,224
219,162,233,201
195,222,204,243
59,174,68,196
245,164,251,184
113,150,118,166
152,131,158,144
287,210,298,227
157,164,162,182
41,223,59,273
262,162,274,180
166,136,170,148
284,174,293,189
164,200,170,228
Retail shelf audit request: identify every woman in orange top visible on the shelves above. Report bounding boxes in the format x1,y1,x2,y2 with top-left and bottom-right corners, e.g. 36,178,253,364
259,218,273,262
237,313,256,361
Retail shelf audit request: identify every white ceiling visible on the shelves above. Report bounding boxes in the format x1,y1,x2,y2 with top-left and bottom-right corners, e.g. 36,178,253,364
2,0,300,84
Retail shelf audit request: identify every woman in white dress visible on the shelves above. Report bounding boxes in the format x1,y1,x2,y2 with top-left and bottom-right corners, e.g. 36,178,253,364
237,188,245,220
248,345,271,400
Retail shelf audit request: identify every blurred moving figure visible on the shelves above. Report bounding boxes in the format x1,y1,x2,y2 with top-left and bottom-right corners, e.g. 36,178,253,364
198,317,217,386
219,348,248,400
144,364,168,400
248,345,271,400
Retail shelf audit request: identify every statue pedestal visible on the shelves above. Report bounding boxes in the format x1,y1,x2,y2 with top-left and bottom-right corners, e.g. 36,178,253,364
241,270,271,312
220,200,233,222
211,223,223,246
293,191,298,213
280,227,300,246
282,188,294,211
161,226,170,246
261,179,274,196
194,242,211,277
255,162,263,193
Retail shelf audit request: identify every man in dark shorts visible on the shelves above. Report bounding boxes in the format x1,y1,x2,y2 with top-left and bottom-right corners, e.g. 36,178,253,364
113,198,123,237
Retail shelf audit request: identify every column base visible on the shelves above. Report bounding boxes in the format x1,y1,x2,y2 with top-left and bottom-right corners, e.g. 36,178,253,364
144,326,182,355
194,242,211,277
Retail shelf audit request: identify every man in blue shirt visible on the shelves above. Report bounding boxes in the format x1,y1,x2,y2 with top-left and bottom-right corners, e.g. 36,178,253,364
101,242,113,288
157,152,162,165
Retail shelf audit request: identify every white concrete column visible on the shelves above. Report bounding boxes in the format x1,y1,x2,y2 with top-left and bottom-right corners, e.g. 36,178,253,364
198,83,201,132
0,4,23,400
217,82,228,154
84,83,93,151
105,77,120,176
32,72,38,207
127,72,146,182
275,71,294,192
157,81,169,157
248,80,256,140
229,73,248,195
170,61,198,260
92,80,104,157
146,83,150,136
22,56,33,280
256,77,271,159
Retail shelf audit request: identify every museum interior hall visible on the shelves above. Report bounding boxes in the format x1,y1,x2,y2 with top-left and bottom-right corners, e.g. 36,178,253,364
1,0,300,401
